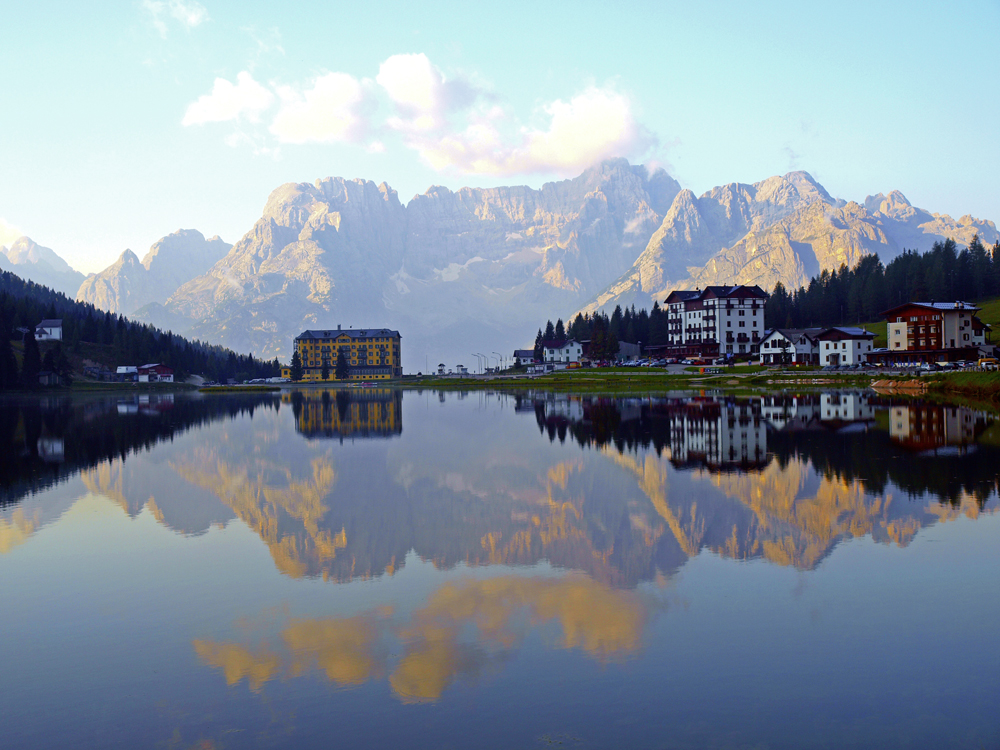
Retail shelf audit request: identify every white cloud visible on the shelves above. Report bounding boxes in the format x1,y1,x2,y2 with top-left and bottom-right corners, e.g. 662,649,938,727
269,73,375,145
0,218,23,249
181,52,657,176
377,53,479,133
143,0,208,37
182,71,275,126
400,86,655,177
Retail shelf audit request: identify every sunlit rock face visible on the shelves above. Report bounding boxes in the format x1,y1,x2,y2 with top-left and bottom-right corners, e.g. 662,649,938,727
61,159,996,367
75,229,231,315
587,173,999,316
128,160,678,366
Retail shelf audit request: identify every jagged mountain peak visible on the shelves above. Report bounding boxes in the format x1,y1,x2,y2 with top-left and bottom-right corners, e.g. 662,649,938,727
1,235,85,296
4,236,76,274
864,189,913,217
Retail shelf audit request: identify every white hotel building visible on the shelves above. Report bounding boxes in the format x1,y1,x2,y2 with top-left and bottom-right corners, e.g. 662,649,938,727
664,285,768,358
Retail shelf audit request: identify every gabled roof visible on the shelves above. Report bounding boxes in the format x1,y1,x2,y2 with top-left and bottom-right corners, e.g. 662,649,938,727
664,290,701,303
816,326,875,341
762,328,823,342
664,285,768,304
36,319,62,327
513,349,536,357
542,339,580,350
296,328,401,340
880,301,980,318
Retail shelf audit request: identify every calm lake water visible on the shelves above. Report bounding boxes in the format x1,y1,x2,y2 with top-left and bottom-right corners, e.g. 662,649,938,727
1,388,998,749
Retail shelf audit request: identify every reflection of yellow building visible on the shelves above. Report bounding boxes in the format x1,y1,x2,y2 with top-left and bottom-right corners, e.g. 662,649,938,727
280,326,402,381
283,389,402,438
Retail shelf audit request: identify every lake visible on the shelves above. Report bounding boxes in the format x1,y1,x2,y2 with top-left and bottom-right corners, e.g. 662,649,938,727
1,388,998,749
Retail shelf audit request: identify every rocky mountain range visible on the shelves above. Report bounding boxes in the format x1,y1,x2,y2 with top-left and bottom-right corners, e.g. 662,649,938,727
0,237,85,297
589,173,1000,314
75,229,231,315
6,159,998,368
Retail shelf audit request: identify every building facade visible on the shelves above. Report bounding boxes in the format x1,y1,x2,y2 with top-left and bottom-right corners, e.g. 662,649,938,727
281,325,402,381
881,302,989,363
512,349,536,366
543,340,583,363
816,327,875,366
138,363,174,383
758,328,822,365
35,319,62,341
664,285,768,358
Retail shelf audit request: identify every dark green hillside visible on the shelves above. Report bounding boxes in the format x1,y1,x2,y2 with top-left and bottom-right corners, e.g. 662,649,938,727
0,270,279,388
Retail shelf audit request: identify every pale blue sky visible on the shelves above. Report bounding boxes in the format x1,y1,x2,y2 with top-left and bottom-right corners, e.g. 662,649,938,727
1,0,998,273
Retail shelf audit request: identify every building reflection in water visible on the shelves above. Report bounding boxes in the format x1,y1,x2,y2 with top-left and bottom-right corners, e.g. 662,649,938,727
889,404,989,455
284,388,402,439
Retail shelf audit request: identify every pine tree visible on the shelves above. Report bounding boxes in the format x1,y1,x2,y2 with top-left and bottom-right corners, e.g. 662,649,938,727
22,330,41,389
533,329,543,362
321,357,330,381
554,318,565,339
335,350,350,380
0,316,18,390
290,350,303,381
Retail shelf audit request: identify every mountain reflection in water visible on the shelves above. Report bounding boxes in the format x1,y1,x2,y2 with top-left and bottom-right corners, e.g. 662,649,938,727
2,388,999,748
194,574,647,703
3,389,997,582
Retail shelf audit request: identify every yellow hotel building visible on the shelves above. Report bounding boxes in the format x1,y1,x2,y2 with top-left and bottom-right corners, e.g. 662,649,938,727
281,325,402,381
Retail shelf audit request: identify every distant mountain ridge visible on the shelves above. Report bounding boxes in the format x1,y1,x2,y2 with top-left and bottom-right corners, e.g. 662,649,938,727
586,172,999,315
137,159,681,367
76,229,232,315
0,237,85,297
6,160,997,368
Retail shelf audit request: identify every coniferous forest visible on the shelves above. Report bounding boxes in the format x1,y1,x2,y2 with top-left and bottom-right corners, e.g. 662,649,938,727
0,270,280,388
766,236,1000,329
533,235,1000,355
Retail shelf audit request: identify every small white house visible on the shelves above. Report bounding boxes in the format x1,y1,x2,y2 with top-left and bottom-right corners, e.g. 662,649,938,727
817,327,875,366
35,319,62,341
513,349,536,366
543,340,583,363
759,328,822,365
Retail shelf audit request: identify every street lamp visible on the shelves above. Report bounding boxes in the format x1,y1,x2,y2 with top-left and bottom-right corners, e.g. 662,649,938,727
470,353,484,373
493,352,503,371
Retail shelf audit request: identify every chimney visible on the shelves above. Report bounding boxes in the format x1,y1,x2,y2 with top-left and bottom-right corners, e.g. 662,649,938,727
338,324,341,330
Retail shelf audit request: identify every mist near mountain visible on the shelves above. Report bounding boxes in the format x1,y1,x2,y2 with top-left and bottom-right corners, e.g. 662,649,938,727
0,237,85,297
76,229,232,315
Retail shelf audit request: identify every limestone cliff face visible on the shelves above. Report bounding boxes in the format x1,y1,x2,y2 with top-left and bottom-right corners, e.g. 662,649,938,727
75,229,231,315
75,249,154,317
67,159,995,366
587,173,999,315
1,236,84,297
140,160,679,363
